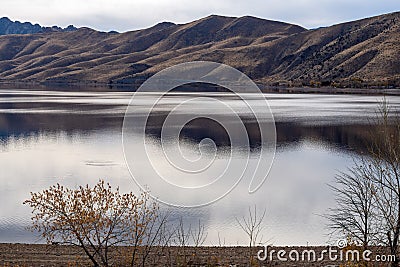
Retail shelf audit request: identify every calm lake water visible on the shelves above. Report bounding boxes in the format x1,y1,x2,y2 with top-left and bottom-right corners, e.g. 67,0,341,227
0,87,399,245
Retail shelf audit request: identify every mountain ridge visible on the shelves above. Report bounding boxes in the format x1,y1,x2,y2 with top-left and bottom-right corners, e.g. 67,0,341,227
0,17,78,35
0,12,398,88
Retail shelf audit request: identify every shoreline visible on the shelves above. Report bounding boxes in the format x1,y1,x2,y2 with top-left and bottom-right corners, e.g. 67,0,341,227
0,243,393,266
0,81,399,96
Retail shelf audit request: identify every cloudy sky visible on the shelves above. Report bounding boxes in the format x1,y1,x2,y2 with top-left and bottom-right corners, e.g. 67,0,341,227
1,0,399,32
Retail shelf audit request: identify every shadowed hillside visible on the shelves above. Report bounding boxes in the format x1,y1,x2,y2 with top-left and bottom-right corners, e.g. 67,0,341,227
0,12,398,88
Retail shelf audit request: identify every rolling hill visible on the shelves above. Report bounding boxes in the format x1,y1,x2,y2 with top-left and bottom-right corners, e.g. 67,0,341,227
0,12,398,88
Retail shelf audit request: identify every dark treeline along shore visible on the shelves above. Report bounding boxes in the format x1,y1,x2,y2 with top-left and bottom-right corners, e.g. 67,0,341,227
0,12,399,90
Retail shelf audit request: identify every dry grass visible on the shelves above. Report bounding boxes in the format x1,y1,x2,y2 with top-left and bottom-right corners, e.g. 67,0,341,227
0,12,398,87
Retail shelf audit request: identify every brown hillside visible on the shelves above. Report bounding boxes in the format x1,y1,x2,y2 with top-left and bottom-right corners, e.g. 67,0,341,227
0,12,398,88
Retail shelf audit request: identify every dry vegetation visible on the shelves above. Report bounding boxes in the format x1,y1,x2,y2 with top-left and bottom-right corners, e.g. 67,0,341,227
326,102,400,267
2,244,393,267
0,12,398,88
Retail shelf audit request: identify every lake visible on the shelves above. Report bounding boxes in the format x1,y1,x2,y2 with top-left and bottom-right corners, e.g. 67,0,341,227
0,87,399,246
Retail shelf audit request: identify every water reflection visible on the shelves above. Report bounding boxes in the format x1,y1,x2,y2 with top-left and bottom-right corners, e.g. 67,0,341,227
0,111,385,155
0,88,399,245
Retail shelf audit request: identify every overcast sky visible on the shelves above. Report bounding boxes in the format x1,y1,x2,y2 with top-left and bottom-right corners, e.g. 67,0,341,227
1,0,399,32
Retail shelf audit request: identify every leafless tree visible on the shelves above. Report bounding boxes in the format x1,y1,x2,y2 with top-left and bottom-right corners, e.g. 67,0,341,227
236,206,267,248
327,101,400,266
236,206,267,266
190,219,208,247
174,218,191,266
367,101,400,266
173,218,209,266
136,211,175,266
175,218,191,247
326,162,379,248
217,232,226,247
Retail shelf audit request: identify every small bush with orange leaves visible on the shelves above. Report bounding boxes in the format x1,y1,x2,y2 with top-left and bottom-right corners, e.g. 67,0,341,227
23,180,160,267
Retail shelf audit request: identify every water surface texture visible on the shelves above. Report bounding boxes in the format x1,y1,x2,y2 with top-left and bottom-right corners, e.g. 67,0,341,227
0,88,399,245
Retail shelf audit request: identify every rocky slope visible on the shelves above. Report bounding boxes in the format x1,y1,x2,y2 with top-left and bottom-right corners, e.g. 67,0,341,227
0,17,77,35
0,12,398,88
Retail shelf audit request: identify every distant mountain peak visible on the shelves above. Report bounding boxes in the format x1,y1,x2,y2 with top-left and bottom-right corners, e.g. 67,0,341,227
155,21,176,27
0,17,12,23
151,21,176,30
0,17,78,35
